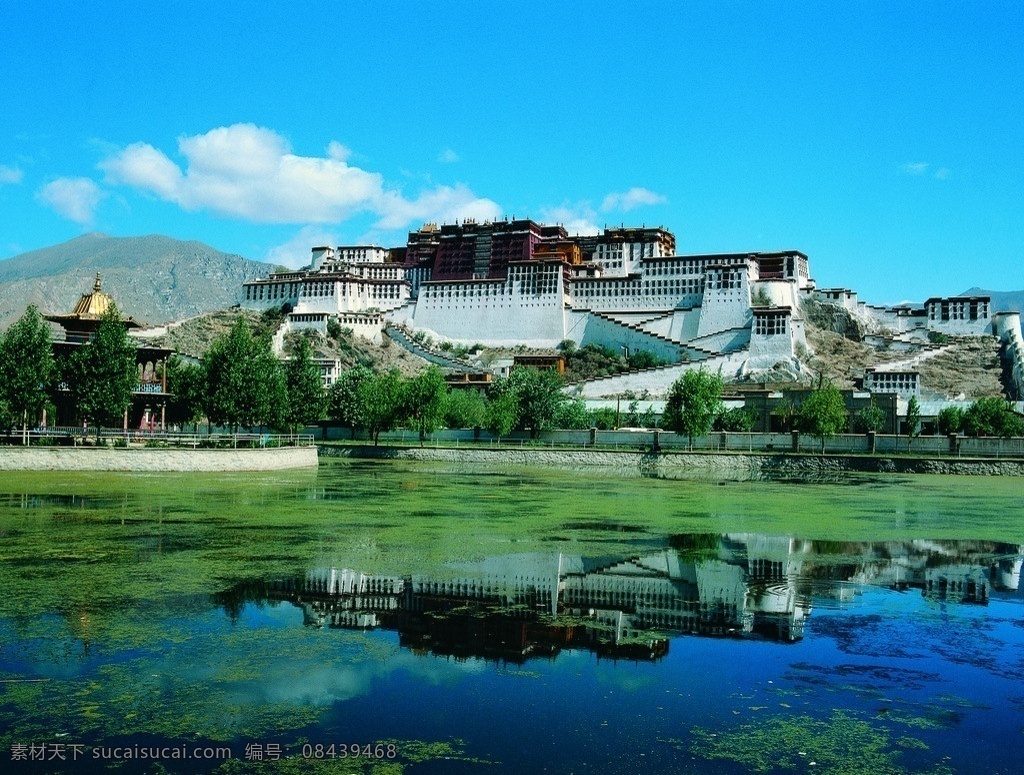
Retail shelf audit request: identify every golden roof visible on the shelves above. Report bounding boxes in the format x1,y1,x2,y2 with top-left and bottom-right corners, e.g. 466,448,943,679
70,273,113,317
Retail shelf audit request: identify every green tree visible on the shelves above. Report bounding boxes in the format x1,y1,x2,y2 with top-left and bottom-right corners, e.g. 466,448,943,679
962,397,1024,437
485,389,518,440
627,350,664,370
203,318,285,432
904,395,921,450
165,356,205,431
588,407,618,430
445,388,487,429
623,399,641,427
283,335,326,433
553,397,590,430
0,305,55,443
638,404,659,429
797,384,848,453
714,406,757,432
662,369,725,448
360,370,406,445
851,401,886,434
937,406,965,435
64,304,138,438
505,367,566,437
563,343,628,382
556,339,578,355
775,398,798,432
328,364,373,438
404,366,449,443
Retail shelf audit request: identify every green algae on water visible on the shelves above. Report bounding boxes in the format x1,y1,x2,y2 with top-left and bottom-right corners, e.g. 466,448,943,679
686,711,952,774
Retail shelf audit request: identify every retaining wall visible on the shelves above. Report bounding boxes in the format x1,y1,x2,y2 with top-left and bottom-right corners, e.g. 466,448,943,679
320,445,1024,477
0,446,318,472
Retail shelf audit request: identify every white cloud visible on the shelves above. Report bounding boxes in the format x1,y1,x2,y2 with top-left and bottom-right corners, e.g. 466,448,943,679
900,162,951,180
540,203,600,236
901,162,930,175
600,187,667,212
266,226,340,269
37,177,104,224
99,123,499,231
373,184,500,230
102,141,183,199
0,165,24,184
438,148,459,163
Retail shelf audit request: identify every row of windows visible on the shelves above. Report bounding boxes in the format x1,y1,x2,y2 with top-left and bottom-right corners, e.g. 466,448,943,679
352,266,402,279
595,242,659,258
299,283,405,299
644,257,748,274
336,248,387,262
753,315,789,335
422,300,559,309
574,279,703,298
706,270,744,290
421,283,560,299
246,283,299,301
867,374,919,388
928,302,989,321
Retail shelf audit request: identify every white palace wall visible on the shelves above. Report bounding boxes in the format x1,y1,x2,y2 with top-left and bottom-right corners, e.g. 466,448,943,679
297,279,409,315
666,309,701,342
696,263,753,338
754,279,800,310
569,277,701,313
925,300,993,336
994,312,1024,400
411,284,568,346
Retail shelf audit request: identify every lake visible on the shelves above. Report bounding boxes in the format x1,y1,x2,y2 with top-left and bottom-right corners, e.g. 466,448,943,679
1,459,1023,774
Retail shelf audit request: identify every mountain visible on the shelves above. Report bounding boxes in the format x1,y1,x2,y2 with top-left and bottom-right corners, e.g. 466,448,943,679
0,233,278,329
960,287,1024,314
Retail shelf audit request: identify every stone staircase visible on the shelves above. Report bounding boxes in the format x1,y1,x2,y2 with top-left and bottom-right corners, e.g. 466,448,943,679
587,309,689,352
568,312,747,388
383,323,477,373
869,341,957,372
567,354,714,388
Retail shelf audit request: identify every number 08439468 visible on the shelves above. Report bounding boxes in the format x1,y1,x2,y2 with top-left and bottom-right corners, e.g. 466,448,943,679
301,743,398,760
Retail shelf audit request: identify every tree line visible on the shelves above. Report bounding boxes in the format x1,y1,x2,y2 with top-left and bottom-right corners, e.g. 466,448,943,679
168,322,590,442
2,305,1021,444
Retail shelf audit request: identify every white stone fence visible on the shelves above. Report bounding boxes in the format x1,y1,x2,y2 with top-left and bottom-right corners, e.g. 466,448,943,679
318,426,1024,458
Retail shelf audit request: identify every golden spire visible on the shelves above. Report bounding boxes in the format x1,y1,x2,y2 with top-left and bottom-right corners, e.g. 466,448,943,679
71,273,113,316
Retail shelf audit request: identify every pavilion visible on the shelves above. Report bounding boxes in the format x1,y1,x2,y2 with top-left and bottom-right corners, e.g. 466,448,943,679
44,274,174,431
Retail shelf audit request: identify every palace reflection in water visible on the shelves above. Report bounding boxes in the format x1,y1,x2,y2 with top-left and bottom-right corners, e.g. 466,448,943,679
216,535,1024,663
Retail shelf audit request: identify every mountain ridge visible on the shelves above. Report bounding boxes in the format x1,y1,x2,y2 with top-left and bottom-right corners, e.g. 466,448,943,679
960,287,1024,315
0,233,279,329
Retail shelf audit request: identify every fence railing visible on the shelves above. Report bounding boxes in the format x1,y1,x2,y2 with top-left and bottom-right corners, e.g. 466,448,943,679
1,428,316,448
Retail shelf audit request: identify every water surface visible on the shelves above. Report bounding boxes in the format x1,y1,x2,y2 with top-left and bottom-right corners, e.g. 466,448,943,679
1,460,1023,773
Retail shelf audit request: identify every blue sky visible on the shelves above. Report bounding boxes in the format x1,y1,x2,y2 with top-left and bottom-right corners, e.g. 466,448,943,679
1,1,1021,303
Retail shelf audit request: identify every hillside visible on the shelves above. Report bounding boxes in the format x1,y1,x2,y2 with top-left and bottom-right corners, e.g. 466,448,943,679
0,233,277,329
801,299,1004,398
146,308,430,376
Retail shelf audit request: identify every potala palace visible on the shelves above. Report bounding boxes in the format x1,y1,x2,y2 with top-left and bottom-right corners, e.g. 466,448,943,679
241,219,1024,399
